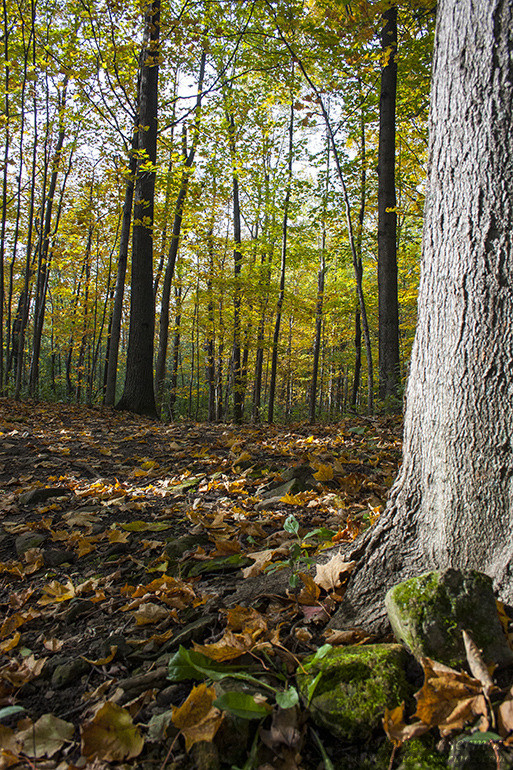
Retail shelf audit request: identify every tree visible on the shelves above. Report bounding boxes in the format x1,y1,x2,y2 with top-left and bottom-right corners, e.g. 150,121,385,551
330,0,513,633
116,0,159,418
377,3,400,405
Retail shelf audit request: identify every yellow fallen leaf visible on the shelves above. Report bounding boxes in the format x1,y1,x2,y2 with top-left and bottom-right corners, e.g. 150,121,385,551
17,714,74,758
0,632,20,653
312,464,334,482
38,579,75,605
172,684,223,751
80,702,144,761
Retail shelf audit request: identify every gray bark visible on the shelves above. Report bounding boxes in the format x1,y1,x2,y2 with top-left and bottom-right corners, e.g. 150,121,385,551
330,0,513,633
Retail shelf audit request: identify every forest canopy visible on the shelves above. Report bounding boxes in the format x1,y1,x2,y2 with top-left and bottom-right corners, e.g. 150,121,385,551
2,0,434,420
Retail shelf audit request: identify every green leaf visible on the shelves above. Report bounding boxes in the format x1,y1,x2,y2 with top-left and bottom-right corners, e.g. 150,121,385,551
302,644,332,671
460,732,501,744
289,572,300,588
0,705,25,720
283,514,299,535
275,687,299,709
167,647,275,692
214,692,272,720
306,671,323,705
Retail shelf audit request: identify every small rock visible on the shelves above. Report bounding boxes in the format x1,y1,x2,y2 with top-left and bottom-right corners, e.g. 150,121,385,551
157,684,190,707
65,599,95,624
259,478,302,500
51,658,90,689
43,549,75,567
19,486,69,505
385,569,513,668
15,532,46,556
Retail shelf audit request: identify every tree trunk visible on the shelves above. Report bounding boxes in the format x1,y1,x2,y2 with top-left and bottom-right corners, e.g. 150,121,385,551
377,4,401,405
116,0,160,418
226,108,244,423
330,0,513,634
268,99,294,423
104,128,137,406
154,52,206,405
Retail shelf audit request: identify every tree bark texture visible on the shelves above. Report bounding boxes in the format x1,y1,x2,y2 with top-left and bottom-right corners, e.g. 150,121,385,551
331,0,513,633
377,5,400,405
116,0,159,418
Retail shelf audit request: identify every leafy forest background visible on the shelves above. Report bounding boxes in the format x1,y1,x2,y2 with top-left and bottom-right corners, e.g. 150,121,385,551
1,0,434,422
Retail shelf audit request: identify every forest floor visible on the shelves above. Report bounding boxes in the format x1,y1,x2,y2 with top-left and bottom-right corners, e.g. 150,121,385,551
0,399,403,769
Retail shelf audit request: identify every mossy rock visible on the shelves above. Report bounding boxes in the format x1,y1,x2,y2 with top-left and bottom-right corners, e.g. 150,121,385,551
397,736,448,769
296,643,411,742
385,569,513,669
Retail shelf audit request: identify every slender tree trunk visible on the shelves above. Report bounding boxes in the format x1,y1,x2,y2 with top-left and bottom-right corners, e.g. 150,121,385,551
268,99,294,423
330,0,513,633
28,76,69,397
226,108,244,423
350,304,362,409
309,241,325,423
117,0,160,418
155,52,206,404
206,228,216,422
104,128,137,406
377,4,400,405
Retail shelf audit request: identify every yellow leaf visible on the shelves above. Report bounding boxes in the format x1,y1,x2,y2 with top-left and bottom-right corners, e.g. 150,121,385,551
38,580,75,605
0,632,20,653
172,684,223,751
80,702,144,761
312,464,334,482
17,714,74,758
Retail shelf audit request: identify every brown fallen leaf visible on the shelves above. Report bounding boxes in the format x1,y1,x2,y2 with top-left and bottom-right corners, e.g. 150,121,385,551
80,701,144,761
323,628,371,645
383,702,430,746
498,684,513,737
314,553,356,592
415,658,486,734
462,629,495,696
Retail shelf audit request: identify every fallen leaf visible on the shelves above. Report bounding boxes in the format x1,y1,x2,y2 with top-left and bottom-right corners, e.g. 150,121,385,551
414,658,485,734
383,702,430,746
80,701,144,761
462,629,494,695
314,554,356,592
132,602,171,626
172,683,223,751
38,579,75,606
16,713,74,758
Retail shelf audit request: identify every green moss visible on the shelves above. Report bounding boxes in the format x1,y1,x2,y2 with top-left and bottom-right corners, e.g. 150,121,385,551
399,737,448,769
297,644,411,742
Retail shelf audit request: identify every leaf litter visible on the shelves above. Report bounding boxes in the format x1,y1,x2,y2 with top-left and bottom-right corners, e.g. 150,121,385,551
4,400,512,768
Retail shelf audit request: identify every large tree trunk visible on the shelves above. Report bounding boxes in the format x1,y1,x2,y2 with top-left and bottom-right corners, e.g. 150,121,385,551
116,0,159,418
330,0,513,633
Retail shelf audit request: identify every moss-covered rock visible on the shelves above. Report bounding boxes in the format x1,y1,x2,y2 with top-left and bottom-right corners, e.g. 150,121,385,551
397,736,448,769
385,569,513,668
296,643,411,742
